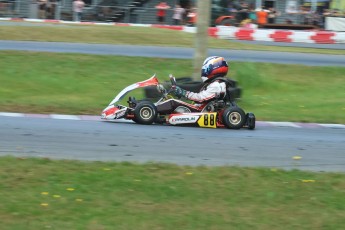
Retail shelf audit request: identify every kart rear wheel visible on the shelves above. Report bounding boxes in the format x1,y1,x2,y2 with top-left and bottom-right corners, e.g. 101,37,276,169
133,101,157,125
222,107,246,129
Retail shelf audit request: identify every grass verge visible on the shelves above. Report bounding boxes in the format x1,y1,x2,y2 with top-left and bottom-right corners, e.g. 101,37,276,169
1,156,345,230
1,51,344,123
1,23,345,55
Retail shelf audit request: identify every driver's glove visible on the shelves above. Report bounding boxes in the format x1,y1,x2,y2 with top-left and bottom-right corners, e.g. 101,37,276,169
173,86,187,98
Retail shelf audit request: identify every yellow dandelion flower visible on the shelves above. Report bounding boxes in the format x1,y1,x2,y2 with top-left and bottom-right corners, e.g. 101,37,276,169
41,192,49,195
185,172,193,175
292,156,302,160
301,179,316,183
40,203,49,206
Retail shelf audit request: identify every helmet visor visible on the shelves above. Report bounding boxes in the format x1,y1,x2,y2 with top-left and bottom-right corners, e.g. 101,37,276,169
201,65,210,78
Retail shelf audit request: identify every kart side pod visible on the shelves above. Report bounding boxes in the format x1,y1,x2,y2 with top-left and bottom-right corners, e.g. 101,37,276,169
168,112,218,128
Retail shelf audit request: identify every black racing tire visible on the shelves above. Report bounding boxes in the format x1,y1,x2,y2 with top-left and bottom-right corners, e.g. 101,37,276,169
246,113,256,130
133,101,157,125
222,107,246,129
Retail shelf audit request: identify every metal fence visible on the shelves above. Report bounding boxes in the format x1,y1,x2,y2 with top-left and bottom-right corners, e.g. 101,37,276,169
0,1,332,28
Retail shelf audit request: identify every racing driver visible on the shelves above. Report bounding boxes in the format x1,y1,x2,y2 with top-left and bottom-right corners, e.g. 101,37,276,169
173,56,229,103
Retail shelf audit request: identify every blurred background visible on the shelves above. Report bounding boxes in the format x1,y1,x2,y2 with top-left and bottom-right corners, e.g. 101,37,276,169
1,0,344,30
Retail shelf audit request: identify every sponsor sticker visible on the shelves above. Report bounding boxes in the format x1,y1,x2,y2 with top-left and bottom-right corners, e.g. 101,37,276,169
114,108,126,119
169,115,200,125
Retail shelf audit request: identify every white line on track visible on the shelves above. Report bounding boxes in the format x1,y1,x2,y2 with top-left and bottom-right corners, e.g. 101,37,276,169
0,112,25,117
49,114,81,120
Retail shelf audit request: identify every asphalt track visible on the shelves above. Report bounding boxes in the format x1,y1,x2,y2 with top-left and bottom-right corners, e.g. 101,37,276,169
1,116,345,173
0,39,344,173
1,40,345,66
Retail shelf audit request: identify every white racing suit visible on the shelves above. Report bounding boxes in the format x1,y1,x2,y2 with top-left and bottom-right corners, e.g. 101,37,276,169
185,80,227,103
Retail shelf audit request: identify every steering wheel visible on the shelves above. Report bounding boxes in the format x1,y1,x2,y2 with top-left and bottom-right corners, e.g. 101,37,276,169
169,74,177,87
169,74,182,99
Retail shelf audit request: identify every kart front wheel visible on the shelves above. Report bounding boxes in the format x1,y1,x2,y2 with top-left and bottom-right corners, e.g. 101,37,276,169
133,101,157,125
222,107,246,129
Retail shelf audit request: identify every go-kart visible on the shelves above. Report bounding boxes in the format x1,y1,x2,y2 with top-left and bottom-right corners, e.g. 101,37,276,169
101,74,255,129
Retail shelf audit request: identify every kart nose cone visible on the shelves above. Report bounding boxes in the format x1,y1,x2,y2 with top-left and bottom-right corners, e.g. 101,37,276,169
101,105,117,119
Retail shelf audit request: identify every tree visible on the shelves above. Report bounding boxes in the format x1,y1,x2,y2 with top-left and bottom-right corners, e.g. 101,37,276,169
192,0,211,81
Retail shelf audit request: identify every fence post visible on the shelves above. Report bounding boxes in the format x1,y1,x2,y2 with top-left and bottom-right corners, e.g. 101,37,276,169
121,7,128,23
55,1,61,20
29,0,38,19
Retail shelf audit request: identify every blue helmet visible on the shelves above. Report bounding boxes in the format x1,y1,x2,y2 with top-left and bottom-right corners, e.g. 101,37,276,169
201,56,229,82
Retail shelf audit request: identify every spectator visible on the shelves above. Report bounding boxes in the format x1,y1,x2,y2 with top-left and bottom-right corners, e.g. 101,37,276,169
321,8,332,28
187,7,197,26
38,0,47,19
300,6,311,25
256,7,268,27
50,0,59,19
267,7,279,24
310,11,321,28
172,4,185,25
322,8,332,17
238,1,249,22
73,0,85,22
155,1,170,24
45,0,54,19
248,4,257,23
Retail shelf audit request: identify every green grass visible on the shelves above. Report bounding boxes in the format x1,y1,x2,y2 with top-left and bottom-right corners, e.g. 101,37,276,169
0,156,345,230
1,22,345,55
1,51,344,123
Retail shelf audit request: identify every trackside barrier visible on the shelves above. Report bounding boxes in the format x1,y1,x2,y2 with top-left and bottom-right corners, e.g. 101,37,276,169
269,30,293,42
1,17,345,44
214,26,345,44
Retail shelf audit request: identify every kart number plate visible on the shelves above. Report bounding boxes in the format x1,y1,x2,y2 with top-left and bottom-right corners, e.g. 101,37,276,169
197,113,217,128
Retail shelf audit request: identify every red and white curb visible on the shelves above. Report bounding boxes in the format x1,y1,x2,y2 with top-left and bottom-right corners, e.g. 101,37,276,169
215,26,345,44
1,17,344,44
1,112,344,129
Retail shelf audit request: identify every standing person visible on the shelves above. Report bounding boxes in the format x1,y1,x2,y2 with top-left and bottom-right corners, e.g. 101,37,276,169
238,1,249,22
73,0,85,22
38,0,47,19
267,7,279,24
256,7,268,27
248,4,257,23
155,1,170,24
187,7,197,26
172,4,185,25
